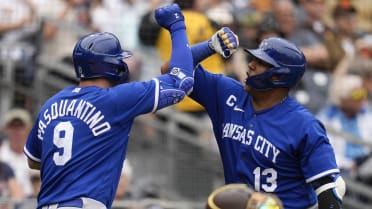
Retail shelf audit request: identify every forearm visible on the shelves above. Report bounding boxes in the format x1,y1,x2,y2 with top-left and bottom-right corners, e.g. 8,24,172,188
317,189,342,209
27,158,41,170
156,41,194,109
191,41,215,66
169,23,193,77
165,22,193,92
159,41,214,74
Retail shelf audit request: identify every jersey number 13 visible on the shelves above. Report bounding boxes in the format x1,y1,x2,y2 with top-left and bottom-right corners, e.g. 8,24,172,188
253,166,278,192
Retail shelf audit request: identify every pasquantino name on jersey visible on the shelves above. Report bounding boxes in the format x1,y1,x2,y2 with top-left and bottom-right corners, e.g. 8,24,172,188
37,99,111,140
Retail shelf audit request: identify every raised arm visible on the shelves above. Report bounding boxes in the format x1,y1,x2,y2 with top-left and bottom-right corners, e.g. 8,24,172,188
153,4,194,110
160,27,239,74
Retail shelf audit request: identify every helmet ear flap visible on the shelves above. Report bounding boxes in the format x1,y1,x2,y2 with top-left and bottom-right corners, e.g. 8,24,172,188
270,68,291,87
271,73,287,83
116,61,130,83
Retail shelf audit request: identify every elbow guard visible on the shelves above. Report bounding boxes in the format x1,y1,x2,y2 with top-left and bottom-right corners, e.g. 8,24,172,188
156,67,194,109
168,67,194,94
312,174,346,209
314,174,346,202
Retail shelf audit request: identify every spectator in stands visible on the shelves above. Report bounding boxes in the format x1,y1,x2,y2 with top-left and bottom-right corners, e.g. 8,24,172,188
255,14,279,45
348,56,372,104
29,169,41,198
0,108,33,198
351,0,372,33
16,169,40,209
269,0,297,39
290,0,330,70
235,8,262,49
288,0,332,113
0,0,36,45
90,0,148,51
249,0,273,14
317,73,372,178
323,2,367,71
0,0,39,107
31,0,93,64
204,0,235,29
0,160,24,201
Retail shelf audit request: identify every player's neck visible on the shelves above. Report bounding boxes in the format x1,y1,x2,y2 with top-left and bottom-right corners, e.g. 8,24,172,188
250,89,288,111
79,78,113,88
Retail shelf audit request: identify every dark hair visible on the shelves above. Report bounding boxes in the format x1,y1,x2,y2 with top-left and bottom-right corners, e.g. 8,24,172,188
333,4,357,18
174,0,194,10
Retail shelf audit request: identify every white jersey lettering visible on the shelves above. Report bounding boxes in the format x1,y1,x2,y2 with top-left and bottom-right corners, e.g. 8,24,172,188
38,99,111,139
222,123,280,164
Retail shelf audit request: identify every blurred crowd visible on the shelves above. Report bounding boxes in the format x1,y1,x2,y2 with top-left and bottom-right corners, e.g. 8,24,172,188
1,0,372,207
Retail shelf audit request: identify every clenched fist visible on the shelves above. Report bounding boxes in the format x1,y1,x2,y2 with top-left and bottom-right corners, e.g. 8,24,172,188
155,3,185,32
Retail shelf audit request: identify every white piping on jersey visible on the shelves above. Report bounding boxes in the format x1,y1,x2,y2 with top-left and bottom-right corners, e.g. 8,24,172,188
152,78,160,113
305,168,340,183
23,147,41,162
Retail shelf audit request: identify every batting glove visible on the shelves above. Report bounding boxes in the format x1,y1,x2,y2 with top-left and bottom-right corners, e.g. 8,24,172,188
155,3,185,32
208,27,239,58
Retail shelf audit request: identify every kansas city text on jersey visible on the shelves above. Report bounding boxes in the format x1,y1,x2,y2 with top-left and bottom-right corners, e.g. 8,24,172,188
222,123,280,163
37,99,111,139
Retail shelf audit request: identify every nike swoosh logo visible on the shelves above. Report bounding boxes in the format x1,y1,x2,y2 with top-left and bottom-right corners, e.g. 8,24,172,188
233,106,245,112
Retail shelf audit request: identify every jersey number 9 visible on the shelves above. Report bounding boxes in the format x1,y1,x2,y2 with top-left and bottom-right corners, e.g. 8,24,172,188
53,121,74,166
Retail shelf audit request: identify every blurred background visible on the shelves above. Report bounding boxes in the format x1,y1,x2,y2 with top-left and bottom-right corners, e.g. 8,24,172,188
0,0,372,208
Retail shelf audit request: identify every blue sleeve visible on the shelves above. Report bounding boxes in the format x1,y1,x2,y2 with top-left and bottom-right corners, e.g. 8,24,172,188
112,81,157,116
300,120,340,183
155,27,194,110
24,115,43,162
191,41,215,67
169,29,193,77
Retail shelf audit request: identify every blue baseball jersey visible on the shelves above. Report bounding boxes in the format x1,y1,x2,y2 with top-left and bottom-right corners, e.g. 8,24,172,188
190,65,340,209
24,80,161,209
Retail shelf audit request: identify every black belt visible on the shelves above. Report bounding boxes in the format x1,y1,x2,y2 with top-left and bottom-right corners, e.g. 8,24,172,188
57,198,83,208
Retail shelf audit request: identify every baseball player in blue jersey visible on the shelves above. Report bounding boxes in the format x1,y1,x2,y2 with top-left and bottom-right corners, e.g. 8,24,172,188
162,29,346,208
23,4,193,209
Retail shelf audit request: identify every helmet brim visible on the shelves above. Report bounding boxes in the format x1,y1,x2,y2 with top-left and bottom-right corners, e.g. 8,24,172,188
244,48,280,67
121,50,133,59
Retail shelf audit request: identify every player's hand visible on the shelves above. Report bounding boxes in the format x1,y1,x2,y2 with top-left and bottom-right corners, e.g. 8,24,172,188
155,3,185,32
208,27,239,58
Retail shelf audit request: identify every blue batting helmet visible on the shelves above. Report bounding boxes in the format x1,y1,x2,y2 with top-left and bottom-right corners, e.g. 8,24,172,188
72,32,132,83
244,37,306,90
